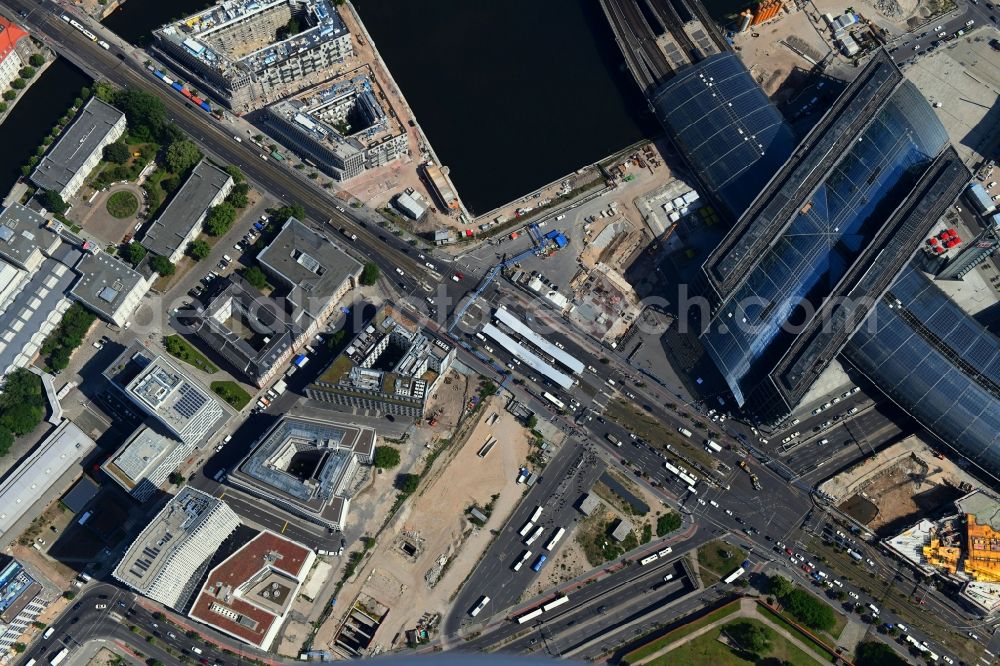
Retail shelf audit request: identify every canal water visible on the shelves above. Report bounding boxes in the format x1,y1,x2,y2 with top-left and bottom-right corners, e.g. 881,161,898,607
355,0,658,214
102,0,215,45
0,59,91,197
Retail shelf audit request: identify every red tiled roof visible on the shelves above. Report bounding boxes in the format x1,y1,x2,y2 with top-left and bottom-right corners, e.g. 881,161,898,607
0,18,27,64
189,531,312,647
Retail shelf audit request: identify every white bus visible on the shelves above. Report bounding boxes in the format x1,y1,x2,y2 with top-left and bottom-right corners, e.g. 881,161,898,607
525,525,544,546
657,547,673,558
518,520,535,537
25,660,36,666
678,472,697,487
541,595,569,612
51,649,69,666
664,461,680,476
640,553,659,565
705,440,723,454
43,627,55,639
470,596,491,617
516,608,543,624
529,506,543,523
513,550,532,571
544,527,566,551
723,567,745,584
542,392,565,411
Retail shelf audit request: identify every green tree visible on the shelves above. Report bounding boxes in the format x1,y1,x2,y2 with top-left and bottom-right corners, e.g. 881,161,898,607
29,54,44,67
187,239,211,261
203,202,237,236
39,190,68,214
224,165,244,183
63,591,76,600
165,139,202,174
168,472,184,486
856,641,908,666
767,574,794,598
11,643,25,654
103,142,131,164
273,202,305,224
226,182,250,208
2,90,15,101
115,89,167,141
0,103,7,112
240,266,268,289
373,446,401,469
725,620,771,654
20,67,35,78
360,262,380,286
0,426,14,456
0,403,43,436
10,78,25,90
125,242,147,267
150,255,175,277
655,512,681,536
526,414,538,429
397,473,419,494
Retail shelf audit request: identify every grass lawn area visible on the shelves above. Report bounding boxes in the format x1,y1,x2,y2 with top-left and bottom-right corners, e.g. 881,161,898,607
646,618,822,666
211,381,251,410
106,190,139,218
755,604,837,658
624,602,741,664
697,540,747,587
163,335,218,374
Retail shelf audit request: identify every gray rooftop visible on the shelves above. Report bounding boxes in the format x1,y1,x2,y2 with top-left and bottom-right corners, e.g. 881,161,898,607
256,217,360,320
31,98,124,194
69,250,147,321
193,275,300,383
0,203,58,269
141,160,233,258
229,416,374,526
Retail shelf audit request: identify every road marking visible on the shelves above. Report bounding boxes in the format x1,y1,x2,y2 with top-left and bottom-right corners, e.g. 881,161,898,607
218,490,226,499
281,520,288,534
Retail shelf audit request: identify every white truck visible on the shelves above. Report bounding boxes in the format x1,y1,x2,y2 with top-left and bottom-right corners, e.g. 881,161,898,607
678,427,693,438
272,379,287,396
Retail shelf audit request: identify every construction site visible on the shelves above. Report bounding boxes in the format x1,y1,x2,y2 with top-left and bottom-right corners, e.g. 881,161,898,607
817,435,980,536
308,393,535,657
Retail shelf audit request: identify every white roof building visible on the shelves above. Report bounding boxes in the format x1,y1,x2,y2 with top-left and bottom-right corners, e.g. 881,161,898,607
113,488,240,610
0,420,96,539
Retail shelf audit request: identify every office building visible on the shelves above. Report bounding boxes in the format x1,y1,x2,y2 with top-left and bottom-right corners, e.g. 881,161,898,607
0,558,53,654
843,265,1000,484
31,98,126,200
103,342,228,446
256,217,360,338
68,249,151,327
264,66,408,181
113,488,241,610
227,416,374,530
696,51,965,416
650,52,795,219
141,160,234,263
307,305,455,417
101,426,195,502
0,203,60,272
192,275,303,387
0,419,96,539
0,18,29,94
154,0,352,112
189,530,314,649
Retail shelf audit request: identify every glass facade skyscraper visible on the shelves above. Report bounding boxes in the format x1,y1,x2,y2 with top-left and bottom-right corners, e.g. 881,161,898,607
697,51,954,410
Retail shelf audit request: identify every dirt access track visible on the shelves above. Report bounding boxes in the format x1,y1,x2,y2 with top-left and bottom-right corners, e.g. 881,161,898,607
321,394,532,654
